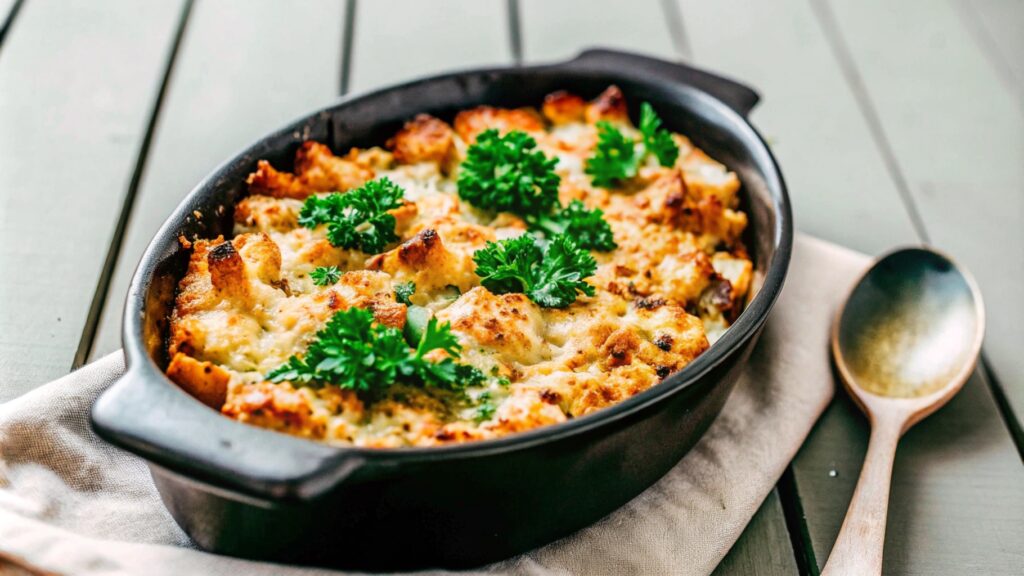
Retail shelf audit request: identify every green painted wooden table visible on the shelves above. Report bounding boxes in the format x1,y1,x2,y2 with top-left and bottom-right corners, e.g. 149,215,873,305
1,1,1021,573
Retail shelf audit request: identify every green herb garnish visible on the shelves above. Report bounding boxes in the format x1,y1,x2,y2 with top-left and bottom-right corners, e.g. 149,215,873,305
298,177,405,254
266,307,482,395
457,129,561,218
309,266,341,286
584,102,679,188
394,281,416,305
639,102,680,167
473,233,596,308
474,391,497,422
585,121,639,188
527,200,617,252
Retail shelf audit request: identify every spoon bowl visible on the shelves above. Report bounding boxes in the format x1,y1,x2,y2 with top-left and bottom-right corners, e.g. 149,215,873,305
822,247,984,576
835,247,985,423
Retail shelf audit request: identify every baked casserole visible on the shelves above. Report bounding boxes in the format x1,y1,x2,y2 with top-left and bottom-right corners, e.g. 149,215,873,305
166,86,753,448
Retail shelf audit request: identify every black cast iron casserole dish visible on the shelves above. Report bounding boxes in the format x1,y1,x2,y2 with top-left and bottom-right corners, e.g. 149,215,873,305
91,49,792,569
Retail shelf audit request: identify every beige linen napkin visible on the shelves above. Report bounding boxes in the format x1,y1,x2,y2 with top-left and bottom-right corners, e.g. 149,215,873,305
0,235,868,576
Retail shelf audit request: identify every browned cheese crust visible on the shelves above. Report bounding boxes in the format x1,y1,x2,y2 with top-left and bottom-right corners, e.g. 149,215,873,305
167,86,753,448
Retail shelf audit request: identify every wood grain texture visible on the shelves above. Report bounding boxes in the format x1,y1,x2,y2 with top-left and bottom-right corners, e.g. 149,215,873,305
825,0,1024,438
680,0,1024,573
88,0,348,359
519,0,677,62
0,0,184,401
712,489,798,576
347,0,511,93
676,0,919,254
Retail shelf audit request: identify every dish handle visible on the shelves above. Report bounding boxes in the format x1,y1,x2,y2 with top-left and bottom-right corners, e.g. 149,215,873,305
562,48,760,118
91,366,366,504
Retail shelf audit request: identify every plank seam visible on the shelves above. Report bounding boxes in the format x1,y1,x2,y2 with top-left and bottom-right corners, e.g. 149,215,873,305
507,0,522,65
0,0,25,51
978,353,1024,461
778,467,818,575
340,0,356,95
660,0,692,61
73,0,195,368
809,0,932,245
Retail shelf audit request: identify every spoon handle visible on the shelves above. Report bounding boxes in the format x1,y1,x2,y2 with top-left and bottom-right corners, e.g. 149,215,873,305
821,415,902,576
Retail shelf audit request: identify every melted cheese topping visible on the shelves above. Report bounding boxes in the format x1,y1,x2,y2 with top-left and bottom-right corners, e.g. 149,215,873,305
166,87,753,447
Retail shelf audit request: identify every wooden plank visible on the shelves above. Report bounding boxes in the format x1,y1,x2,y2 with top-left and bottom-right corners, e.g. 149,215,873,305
677,0,919,255
825,0,1024,432
519,0,677,62
955,0,1024,106
0,0,185,401
88,0,348,359
519,4,795,573
680,0,1024,573
713,489,798,576
347,0,511,93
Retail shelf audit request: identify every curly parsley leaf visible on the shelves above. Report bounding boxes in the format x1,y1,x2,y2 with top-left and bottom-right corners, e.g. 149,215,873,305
394,281,416,305
584,121,639,188
472,234,543,296
473,233,596,308
266,307,482,395
528,234,597,307
404,316,485,390
310,266,341,286
457,129,561,217
527,200,617,252
639,103,679,167
298,177,405,254
585,103,680,188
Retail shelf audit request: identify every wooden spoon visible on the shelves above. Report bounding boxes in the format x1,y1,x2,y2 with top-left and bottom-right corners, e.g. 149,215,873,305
821,247,985,576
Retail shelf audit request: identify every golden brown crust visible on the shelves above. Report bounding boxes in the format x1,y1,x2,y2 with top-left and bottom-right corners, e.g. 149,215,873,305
168,87,750,448
542,90,586,125
387,114,455,167
167,353,231,409
437,288,547,366
246,142,375,198
585,85,629,124
222,381,365,439
453,105,545,143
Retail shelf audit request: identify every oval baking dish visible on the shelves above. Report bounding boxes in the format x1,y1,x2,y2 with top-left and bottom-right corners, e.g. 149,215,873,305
91,49,792,569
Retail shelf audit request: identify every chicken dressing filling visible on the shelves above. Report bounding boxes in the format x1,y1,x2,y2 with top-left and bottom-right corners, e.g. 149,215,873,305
165,87,753,447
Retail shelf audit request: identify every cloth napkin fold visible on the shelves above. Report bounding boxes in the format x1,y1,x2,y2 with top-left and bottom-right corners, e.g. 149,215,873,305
0,235,868,576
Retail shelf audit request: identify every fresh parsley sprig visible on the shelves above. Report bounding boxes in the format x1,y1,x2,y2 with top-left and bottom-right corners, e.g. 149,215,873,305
455,128,617,253
473,233,596,308
585,121,640,188
457,129,561,218
526,200,617,252
266,307,482,394
299,177,405,254
639,102,680,167
310,266,341,286
584,102,679,188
